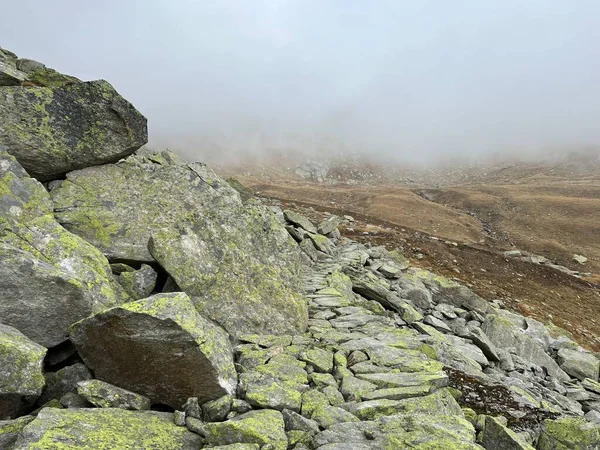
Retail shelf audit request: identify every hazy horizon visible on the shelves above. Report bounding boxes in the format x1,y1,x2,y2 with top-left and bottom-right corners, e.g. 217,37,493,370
2,1,600,165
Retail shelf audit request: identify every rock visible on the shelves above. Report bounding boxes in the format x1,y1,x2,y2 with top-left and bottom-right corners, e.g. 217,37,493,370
311,405,359,429
299,348,334,373
582,378,600,395
573,254,588,265
424,315,452,333
557,348,600,381
538,417,600,450
69,292,237,409
0,48,26,86
77,379,151,410
339,376,378,401
301,389,330,417
284,210,317,233
149,202,308,338
282,409,320,433
226,177,254,202
0,80,147,180
0,151,127,347
482,314,570,382
378,262,403,279
0,324,46,419
0,416,34,449
202,395,233,422
50,152,241,262
117,264,157,300
59,392,91,408
318,216,340,235
201,409,287,450
478,415,535,449
457,326,500,362
12,407,202,449
38,363,92,405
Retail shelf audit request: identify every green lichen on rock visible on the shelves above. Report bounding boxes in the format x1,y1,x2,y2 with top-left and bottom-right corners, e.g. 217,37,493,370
0,415,34,449
0,80,147,181
0,324,46,418
202,409,288,450
150,201,308,338
0,151,127,347
70,292,237,409
76,379,151,410
11,407,203,449
538,417,600,450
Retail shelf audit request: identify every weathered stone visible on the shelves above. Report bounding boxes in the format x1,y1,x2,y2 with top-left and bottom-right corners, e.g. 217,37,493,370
482,314,570,382
355,371,448,390
0,48,26,86
282,408,320,433
361,385,431,401
59,392,91,408
0,80,147,180
12,407,202,449
478,415,534,449
538,417,600,450
299,348,334,373
0,151,127,347
311,405,359,429
77,380,151,410
322,386,345,406
318,215,340,235
69,292,237,409
0,324,46,419
149,201,308,338
0,416,34,449
339,376,378,401
557,348,600,381
284,210,317,233
301,389,330,418
117,264,157,300
202,395,233,422
201,410,287,450
39,363,92,405
51,153,240,262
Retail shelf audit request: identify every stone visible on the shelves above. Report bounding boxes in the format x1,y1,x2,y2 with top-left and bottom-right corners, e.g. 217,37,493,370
299,348,334,373
284,210,317,233
0,416,34,449
282,409,320,433
38,363,92,405
318,215,340,235
378,262,402,279
311,405,359,429
538,417,600,450
361,385,431,401
478,415,535,449
339,376,378,401
12,407,202,449
202,395,233,422
0,151,127,347
183,397,202,419
149,201,308,338
50,152,241,262
226,177,254,202
201,410,287,450
69,292,237,409
424,315,452,333
355,372,448,390
117,264,157,300
399,303,423,324
482,314,570,382
0,80,147,181
322,386,345,406
0,324,46,419
582,378,600,395
557,348,600,381
0,48,26,86
59,392,91,408
301,389,330,418
77,380,151,410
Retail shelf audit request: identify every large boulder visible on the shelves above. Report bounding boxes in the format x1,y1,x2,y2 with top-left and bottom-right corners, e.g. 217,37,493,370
0,80,147,180
69,292,237,409
0,324,46,419
12,407,203,449
50,152,241,262
0,151,127,347
149,202,308,338
557,348,600,382
537,417,600,450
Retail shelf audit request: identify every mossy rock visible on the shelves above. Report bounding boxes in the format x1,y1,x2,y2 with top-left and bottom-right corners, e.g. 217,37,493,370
538,417,600,450
76,379,151,410
0,151,127,347
12,407,203,449
70,292,237,409
0,80,147,181
0,324,46,418
0,415,34,448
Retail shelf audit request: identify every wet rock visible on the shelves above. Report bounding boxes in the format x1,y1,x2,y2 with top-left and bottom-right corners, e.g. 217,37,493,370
12,407,202,449
1,80,147,181
77,380,151,410
0,151,126,347
201,409,287,450
70,292,237,409
0,324,46,419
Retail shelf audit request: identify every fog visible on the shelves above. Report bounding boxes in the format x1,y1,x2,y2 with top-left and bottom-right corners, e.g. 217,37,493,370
2,1,600,165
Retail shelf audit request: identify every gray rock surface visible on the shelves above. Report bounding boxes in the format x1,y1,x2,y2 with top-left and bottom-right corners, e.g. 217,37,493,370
70,292,237,409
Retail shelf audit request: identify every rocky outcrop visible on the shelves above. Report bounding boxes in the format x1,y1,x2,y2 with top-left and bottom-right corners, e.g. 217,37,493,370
0,80,147,180
0,151,126,347
0,324,46,419
12,407,203,449
69,292,237,409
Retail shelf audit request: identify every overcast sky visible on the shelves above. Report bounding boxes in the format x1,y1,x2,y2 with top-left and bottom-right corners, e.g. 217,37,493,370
2,1,600,163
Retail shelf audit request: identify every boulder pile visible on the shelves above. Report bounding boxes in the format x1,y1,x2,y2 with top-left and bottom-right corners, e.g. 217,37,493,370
1,47,599,449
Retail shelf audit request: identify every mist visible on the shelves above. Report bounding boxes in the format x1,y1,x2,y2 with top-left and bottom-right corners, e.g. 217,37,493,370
2,1,600,165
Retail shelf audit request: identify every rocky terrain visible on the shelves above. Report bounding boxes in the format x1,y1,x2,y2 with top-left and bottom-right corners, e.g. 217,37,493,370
1,47,600,449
